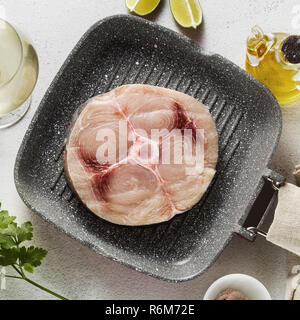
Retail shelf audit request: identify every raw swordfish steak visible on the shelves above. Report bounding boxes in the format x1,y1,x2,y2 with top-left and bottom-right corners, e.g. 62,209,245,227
64,84,218,226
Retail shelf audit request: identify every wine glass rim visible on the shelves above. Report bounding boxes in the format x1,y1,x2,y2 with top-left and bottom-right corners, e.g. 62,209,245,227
0,17,24,90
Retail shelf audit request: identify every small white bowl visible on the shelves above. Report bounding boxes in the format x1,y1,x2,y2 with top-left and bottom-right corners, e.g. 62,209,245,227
203,274,271,300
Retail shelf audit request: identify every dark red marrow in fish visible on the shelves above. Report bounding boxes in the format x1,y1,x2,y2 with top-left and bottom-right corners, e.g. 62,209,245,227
64,84,218,226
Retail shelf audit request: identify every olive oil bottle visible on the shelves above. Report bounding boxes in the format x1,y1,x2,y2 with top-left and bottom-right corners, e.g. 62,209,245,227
246,26,300,106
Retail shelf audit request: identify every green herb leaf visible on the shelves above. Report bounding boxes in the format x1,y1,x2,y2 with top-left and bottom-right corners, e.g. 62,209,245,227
0,234,15,249
23,263,34,274
19,246,48,271
0,203,67,299
16,222,33,244
0,247,19,266
0,222,17,237
0,210,16,230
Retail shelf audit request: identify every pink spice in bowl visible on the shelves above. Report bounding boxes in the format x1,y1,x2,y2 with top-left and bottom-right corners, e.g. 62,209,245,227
203,274,271,300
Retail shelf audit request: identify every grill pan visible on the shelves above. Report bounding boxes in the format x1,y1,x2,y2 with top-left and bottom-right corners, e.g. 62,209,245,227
14,15,283,282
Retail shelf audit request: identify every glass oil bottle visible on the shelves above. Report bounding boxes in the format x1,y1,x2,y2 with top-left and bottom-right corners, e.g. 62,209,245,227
245,26,300,106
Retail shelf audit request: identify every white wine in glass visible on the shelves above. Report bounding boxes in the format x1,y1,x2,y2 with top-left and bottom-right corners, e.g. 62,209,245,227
0,18,38,128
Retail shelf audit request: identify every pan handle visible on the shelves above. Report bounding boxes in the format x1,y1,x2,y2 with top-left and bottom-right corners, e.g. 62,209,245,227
234,169,285,242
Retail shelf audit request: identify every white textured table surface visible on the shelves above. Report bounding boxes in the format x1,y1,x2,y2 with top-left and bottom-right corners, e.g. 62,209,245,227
1,0,300,300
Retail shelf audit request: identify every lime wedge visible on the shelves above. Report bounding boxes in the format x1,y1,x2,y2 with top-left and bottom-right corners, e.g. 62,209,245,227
170,0,203,29
126,0,161,16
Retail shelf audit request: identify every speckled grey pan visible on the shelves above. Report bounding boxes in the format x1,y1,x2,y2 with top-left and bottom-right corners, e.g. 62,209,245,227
14,15,282,282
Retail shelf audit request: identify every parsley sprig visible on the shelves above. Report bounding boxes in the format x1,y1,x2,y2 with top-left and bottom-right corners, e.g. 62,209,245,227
0,203,68,300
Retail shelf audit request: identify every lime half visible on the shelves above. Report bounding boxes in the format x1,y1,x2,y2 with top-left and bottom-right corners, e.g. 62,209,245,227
126,0,161,16
170,0,203,29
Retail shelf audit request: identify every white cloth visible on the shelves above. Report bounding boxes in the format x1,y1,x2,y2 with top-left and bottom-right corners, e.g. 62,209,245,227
285,254,300,300
294,165,300,186
267,183,300,257
266,183,300,300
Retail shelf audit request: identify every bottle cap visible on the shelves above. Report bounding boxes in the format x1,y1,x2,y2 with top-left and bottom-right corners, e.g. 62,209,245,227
281,35,300,64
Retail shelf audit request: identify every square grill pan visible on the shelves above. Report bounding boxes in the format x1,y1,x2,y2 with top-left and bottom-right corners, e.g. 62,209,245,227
14,15,282,282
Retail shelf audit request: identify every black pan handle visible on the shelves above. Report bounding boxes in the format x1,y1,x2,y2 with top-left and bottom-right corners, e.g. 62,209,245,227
235,169,285,242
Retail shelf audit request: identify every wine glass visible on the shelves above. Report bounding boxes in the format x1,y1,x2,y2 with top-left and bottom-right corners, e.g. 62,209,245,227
0,18,39,128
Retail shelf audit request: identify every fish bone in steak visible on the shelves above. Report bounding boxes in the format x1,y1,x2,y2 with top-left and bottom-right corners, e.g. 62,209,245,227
64,84,218,226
